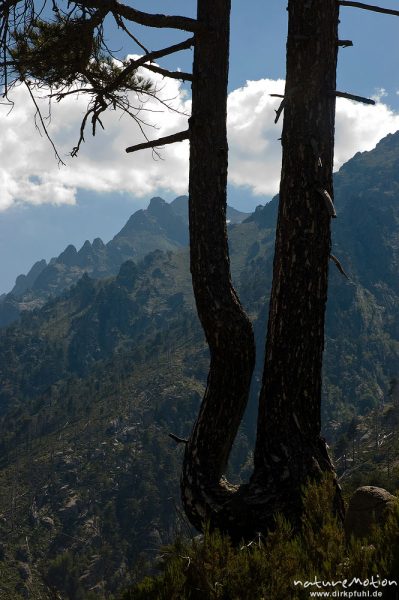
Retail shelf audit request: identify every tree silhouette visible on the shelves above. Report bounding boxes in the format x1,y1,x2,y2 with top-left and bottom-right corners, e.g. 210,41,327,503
2,0,393,540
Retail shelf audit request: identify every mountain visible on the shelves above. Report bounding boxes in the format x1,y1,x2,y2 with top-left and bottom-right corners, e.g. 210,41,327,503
170,194,250,224
0,133,399,598
0,196,249,328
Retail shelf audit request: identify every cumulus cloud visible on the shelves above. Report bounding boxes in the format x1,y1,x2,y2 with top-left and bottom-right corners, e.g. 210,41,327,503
0,69,190,211
1,75,399,210
334,97,399,167
228,80,399,197
228,78,285,195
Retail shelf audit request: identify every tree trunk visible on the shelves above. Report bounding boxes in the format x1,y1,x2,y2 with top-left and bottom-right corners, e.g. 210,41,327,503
181,0,344,539
181,0,256,533
251,0,344,525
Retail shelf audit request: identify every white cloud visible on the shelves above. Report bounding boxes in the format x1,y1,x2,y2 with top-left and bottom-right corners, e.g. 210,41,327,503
334,97,399,167
1,76,399,210
227,80,399,197
371,87,387,103
0,70,190,211
228,79,285,195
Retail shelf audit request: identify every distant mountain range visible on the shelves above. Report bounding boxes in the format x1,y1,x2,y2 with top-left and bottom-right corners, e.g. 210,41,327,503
0,197,248,327
0,132,398,598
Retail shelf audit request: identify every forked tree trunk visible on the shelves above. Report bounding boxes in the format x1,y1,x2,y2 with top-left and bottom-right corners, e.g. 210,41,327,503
181,0,344,539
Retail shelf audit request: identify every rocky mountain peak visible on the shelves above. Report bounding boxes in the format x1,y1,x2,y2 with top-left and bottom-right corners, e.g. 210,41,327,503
58,244,78,266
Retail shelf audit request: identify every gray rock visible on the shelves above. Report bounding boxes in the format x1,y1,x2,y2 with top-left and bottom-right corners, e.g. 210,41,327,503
344,486,397,540
41,516,55,529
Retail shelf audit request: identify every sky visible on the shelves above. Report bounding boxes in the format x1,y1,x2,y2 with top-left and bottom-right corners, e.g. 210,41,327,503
1,0,399,292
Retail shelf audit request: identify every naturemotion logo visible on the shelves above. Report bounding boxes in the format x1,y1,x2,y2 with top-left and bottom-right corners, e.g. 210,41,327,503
293,575,398,598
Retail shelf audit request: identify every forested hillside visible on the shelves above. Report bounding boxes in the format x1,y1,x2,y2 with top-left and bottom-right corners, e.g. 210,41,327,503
0,198,248,328
0,133,399,598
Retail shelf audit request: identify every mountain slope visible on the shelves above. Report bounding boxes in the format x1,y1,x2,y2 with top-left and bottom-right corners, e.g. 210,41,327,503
0,197,249,328
0,133,399,598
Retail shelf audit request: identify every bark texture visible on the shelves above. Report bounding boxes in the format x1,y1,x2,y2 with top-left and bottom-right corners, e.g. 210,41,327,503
181,0,344,540
252,0,344,525
181,0,256,533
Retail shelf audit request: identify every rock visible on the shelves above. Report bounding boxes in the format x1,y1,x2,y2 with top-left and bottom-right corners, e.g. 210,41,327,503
59,494,80,524
344,486,397,540
41,516,55,529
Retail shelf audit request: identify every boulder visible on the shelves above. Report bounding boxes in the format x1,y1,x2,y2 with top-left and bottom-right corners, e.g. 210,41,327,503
344,486,397,540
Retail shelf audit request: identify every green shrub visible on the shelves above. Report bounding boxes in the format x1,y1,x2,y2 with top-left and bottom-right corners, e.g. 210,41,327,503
122,477,399,600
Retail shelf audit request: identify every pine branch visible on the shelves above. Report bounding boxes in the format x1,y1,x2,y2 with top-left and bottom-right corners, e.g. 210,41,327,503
126,129,189,153
106,37,194,93
80,0,202,32
25,81,66,166
113,12,150,54
339,1,399,17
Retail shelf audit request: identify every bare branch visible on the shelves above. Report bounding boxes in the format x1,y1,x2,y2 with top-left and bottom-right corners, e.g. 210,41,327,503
338,40,353,47
169,433,188,445
126,129,189,153
339,1,399,17
142,63,193,82
79,0,202,32
113,12,149,54
330,254,350,280
315,187,337,218
270,93,284,98
274,98,285,124
331,90,375,105
25,82,66,165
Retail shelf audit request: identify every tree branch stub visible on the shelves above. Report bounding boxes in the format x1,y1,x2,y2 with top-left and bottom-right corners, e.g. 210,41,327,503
331,91,375,105
339,0,399,18
125,129,189,153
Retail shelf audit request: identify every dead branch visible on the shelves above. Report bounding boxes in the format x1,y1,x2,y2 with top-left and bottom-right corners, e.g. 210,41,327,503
142,63,193,82
339,1,399,17
274,98,285,123
330,254,350,280
169,433,188,445
126,129,189,153
331,91,375,105
113,12,149,54
315,187,337,218
338,40,353,47
25,81,66,165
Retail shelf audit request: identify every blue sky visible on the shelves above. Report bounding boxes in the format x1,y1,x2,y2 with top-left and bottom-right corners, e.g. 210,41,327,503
1,0,399,292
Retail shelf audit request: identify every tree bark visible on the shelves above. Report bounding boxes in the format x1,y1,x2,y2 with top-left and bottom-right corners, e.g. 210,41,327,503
181,0,256,533
181,0,344,539
252,0,344,526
